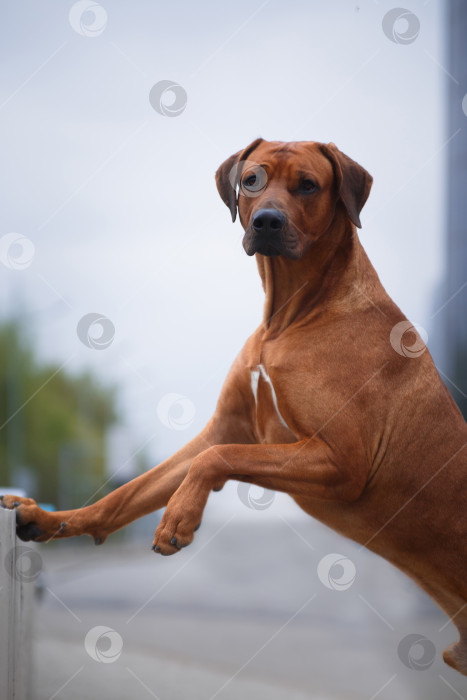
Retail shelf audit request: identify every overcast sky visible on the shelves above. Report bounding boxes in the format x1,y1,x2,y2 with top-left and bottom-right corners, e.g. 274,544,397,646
0,0,451,513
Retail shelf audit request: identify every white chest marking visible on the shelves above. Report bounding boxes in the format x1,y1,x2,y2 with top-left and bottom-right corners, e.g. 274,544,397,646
250,364,291,431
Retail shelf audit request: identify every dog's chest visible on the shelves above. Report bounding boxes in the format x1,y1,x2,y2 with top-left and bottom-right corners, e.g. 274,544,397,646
250,364,296,443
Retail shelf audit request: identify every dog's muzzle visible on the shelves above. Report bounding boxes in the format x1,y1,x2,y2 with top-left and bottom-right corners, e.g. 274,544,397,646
243,208,286,257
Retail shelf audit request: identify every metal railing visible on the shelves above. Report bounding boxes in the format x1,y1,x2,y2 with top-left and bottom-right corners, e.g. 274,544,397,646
0,508,34,700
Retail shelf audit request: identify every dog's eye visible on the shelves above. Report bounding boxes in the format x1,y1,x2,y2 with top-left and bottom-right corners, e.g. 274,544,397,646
243,174,257,189
241,167,268,195
299,179,318,193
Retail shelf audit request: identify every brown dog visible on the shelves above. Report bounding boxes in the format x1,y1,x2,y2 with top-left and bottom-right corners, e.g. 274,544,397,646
2,139,467,674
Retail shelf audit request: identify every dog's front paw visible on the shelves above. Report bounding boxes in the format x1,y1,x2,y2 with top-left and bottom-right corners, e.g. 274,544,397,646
152,459,214,556
152,500,201,556
1,494,64,542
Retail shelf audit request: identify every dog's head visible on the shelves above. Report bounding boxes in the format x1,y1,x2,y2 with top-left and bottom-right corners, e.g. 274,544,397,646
215,139,372,260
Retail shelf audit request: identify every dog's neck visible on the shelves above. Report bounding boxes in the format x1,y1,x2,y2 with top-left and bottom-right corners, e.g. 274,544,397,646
255,210,377,333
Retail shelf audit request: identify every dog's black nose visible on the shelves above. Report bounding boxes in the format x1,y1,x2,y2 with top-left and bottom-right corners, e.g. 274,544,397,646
252,208,286,234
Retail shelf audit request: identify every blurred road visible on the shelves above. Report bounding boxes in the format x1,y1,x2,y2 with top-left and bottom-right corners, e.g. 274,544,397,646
31,512,467,700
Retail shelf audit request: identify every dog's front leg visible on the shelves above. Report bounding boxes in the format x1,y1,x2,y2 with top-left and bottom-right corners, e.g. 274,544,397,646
0,410,252,544
0,356,256,544
153,438,367,554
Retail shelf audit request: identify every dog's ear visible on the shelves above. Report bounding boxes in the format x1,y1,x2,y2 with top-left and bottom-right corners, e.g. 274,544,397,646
320,143,373,228
215,138,264,222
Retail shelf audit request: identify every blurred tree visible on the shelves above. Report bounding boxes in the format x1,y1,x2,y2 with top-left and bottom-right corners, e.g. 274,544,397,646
0,320,118,507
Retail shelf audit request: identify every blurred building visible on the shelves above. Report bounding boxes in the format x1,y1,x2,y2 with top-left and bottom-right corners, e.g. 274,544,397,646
443,0,467,418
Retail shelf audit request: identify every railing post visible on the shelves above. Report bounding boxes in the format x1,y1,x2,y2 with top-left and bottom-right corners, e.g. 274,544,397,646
0,508,34,700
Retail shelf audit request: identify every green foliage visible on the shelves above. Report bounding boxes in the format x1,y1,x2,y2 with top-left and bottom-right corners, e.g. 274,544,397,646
0,320,118,507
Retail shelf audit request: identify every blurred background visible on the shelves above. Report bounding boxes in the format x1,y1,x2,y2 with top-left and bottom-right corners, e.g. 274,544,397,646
0,0,466,698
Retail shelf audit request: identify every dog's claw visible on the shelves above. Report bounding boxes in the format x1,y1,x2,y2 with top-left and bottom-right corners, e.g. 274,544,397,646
170,536,179,548
194,522,201,532
153,545,161,552
94,536,103,546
